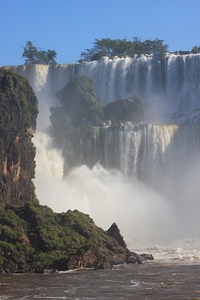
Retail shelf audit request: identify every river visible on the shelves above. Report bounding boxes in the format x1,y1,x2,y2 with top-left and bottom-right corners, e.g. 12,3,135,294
1,262,200,299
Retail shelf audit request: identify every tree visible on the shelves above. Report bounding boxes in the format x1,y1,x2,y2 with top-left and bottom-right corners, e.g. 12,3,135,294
192,46,200,54
46,49,57,64
79,37,168,62
22,41,38,64
22,41,57,65
151,39,168,59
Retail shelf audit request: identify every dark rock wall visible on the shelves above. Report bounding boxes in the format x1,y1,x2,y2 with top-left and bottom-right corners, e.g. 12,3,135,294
0,69,38,206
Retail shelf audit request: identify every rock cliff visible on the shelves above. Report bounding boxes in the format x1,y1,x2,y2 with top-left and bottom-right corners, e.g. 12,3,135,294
0,69,38,206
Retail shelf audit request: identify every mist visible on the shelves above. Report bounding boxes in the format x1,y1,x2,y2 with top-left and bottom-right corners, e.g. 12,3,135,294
33,130,200,247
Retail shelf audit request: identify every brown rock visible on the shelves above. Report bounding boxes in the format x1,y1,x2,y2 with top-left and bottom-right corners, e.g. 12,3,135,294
107,222,126,248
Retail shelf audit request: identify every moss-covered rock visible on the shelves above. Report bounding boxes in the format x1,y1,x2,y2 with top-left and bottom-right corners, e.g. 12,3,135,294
103,96,144,125
55,75,103,127
0,69,38,206
0,203,147,273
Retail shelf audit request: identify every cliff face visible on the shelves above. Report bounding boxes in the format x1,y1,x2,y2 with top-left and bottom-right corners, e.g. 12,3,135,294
0,69,38,206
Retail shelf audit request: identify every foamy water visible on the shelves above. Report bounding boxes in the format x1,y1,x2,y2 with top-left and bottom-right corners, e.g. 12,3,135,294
134,240,200,265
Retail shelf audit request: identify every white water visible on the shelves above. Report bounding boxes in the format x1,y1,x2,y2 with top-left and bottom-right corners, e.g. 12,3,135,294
12,53,200,125
10,55,200,262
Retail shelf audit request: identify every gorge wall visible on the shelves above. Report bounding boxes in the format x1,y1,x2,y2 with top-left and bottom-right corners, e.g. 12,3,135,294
0,69,38,206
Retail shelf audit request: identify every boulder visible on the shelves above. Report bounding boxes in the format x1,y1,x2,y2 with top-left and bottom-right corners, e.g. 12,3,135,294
107,222,126,248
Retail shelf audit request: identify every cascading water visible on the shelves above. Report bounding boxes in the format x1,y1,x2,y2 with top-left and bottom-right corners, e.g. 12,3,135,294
74,54,200,124
11,54,200,253
101,123,200,187
13,53,200,125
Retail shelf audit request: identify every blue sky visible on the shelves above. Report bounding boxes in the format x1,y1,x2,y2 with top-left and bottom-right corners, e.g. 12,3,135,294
1,0,200,66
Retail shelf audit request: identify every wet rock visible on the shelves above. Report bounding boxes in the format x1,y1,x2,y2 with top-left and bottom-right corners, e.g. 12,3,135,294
107,222,126,248
140,253,154,261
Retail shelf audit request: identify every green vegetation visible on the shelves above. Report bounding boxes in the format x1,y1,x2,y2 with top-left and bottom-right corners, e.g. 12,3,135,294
0,68,38,205
0,68,38,127
79,37,168,61
55,75,103,127
0,203,125,273
22,39,200,65
80,38,200,61
192,46,200,54
22,41,57,65
0,206,34,272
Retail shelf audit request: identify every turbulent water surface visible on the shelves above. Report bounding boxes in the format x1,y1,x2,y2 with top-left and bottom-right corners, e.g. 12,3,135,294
1,263,200,299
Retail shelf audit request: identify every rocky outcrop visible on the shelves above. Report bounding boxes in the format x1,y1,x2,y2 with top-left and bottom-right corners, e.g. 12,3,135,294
107,222,127,248
0,204,153,273
140,253,154,261
0,69,38,206
103,96,144,124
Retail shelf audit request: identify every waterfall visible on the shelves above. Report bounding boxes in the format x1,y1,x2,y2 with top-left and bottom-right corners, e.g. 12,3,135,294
77,54,200,124
10,54,200,245
102,124,200,178
12,53,200,126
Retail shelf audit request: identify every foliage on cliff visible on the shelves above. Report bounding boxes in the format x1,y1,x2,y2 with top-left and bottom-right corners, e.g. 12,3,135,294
0,203,138,273
0,69,38,127
54,75,103,127
0,69,38,205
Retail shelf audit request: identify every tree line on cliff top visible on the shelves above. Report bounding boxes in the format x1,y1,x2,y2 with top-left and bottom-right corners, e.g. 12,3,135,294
22,41,57,65
22,39,200,65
